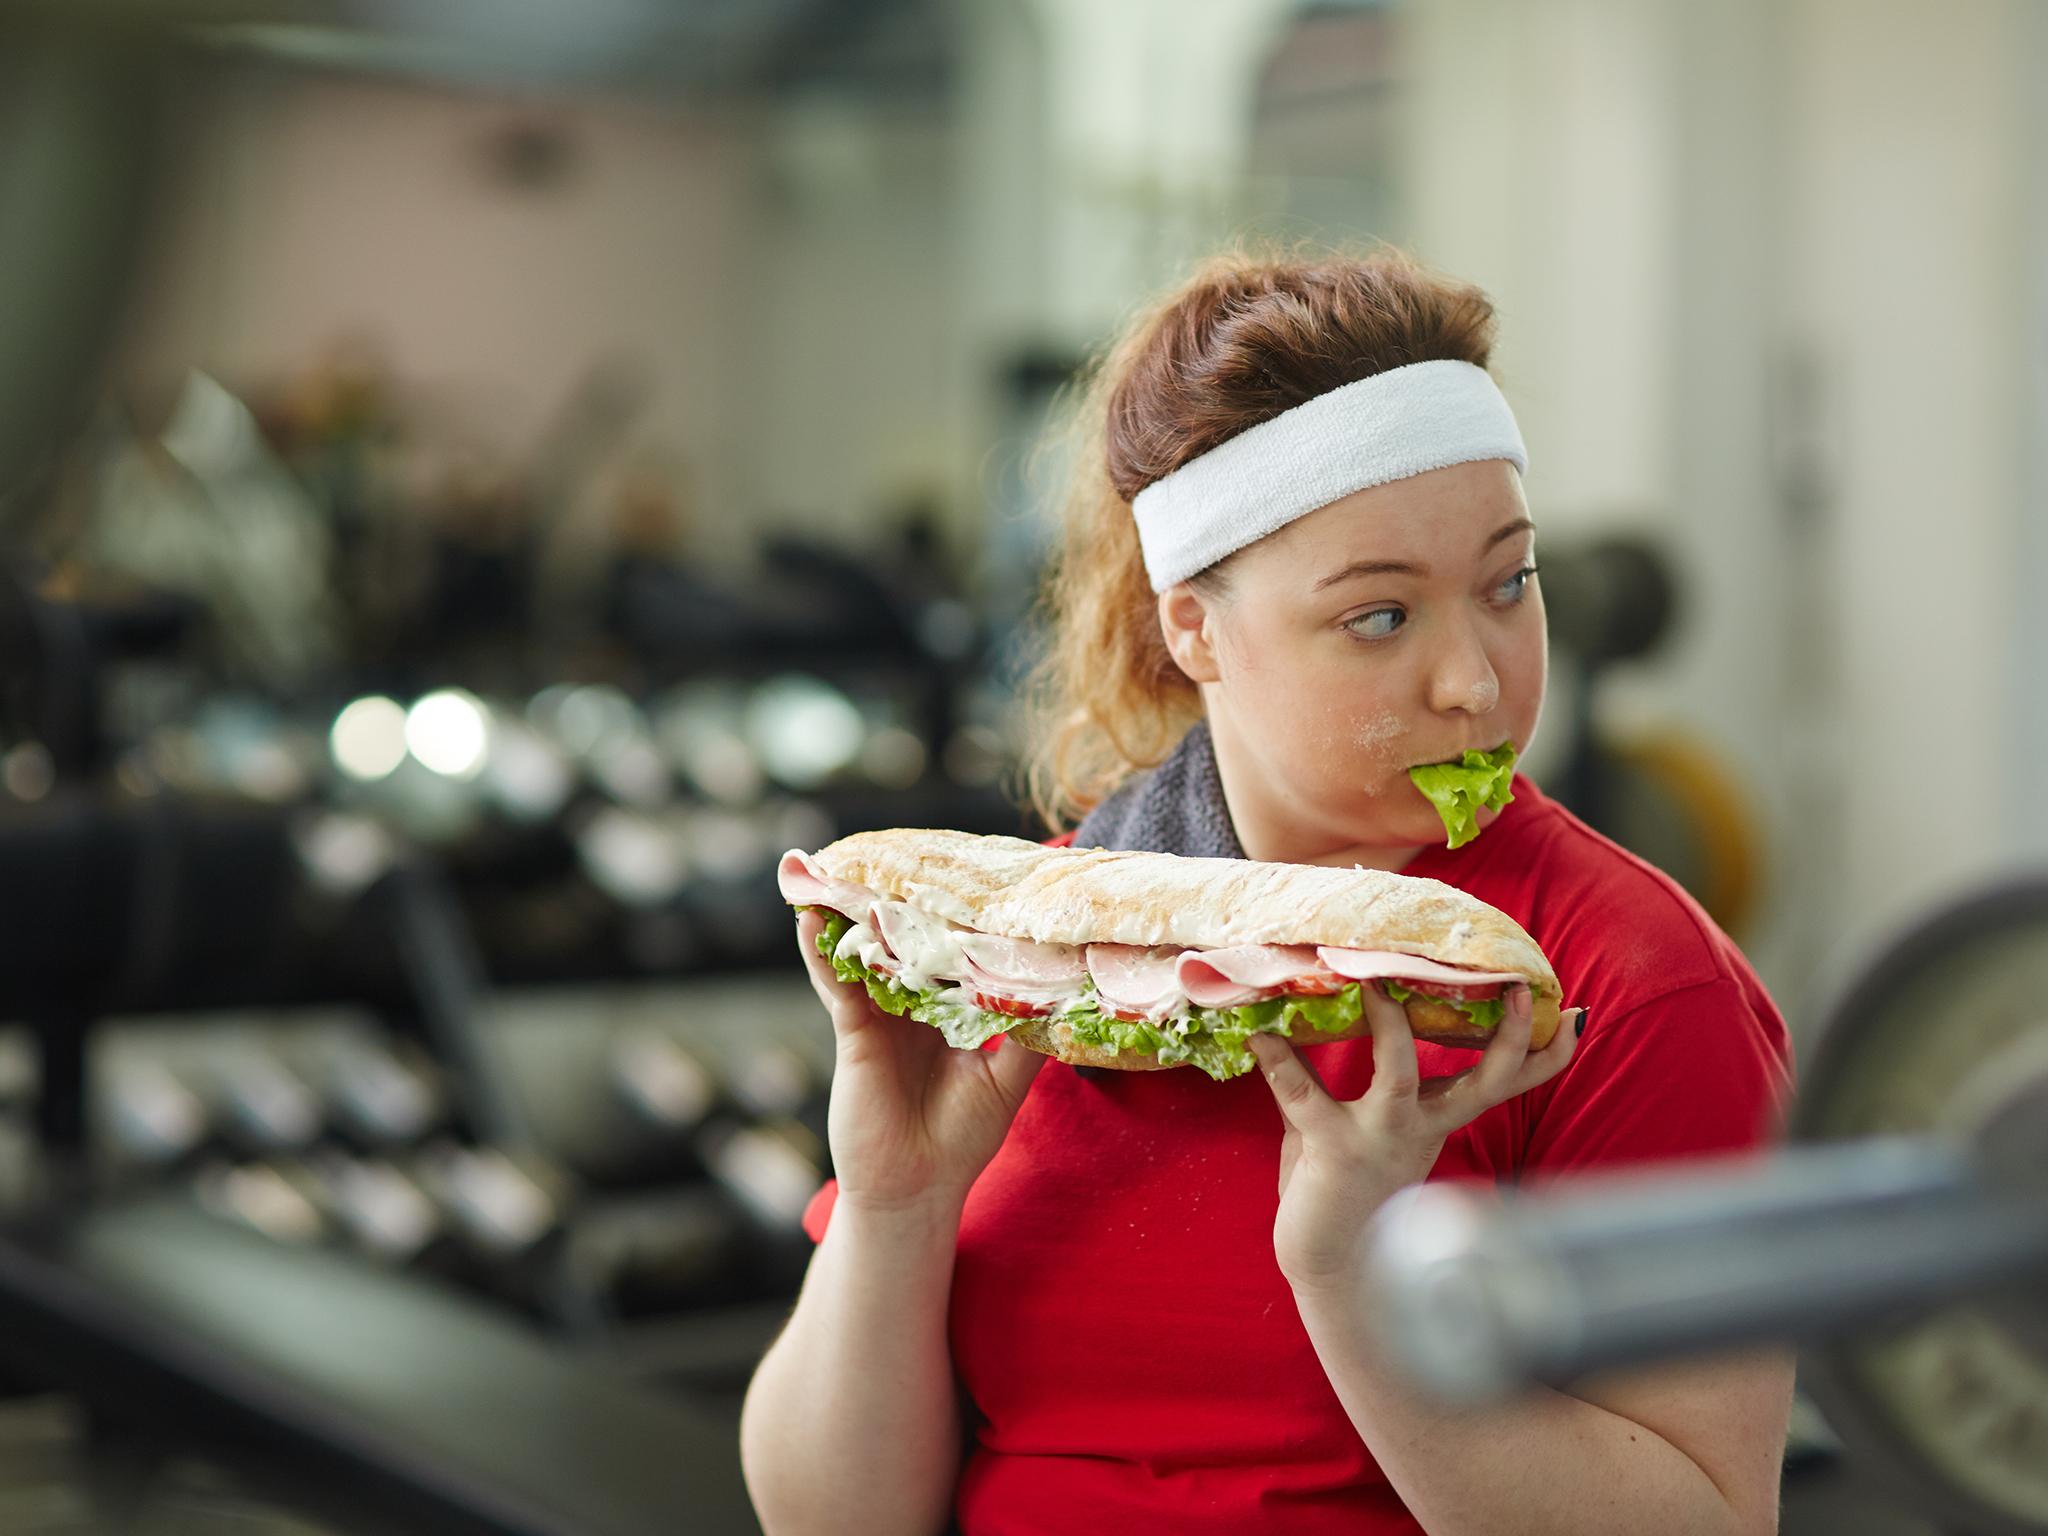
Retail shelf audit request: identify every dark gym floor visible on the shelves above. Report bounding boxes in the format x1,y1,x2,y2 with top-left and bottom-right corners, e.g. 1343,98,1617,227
0,1395,342,1535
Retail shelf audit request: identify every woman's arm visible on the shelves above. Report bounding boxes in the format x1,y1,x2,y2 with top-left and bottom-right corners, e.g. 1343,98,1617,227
1291,1284,1792,1536
739,1192,968,1536
741,911,1043,1534
1248,973,1796,1535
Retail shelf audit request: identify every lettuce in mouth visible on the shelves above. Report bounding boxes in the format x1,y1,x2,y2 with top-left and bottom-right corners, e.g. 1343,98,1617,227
809,909,1505,1080
1408,744,1518,850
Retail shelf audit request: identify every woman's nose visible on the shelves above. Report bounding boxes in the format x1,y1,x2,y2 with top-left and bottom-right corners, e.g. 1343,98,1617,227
1426,625,1501,715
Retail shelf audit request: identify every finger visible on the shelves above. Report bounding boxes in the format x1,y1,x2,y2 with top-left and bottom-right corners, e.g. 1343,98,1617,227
1416,1067,1476,1104
1277,1123,1302,1197
1247,1033,1345,1135
985,1031,1049,1108
794,910,878,1034
1467,983,1536,1102
1520,1005,1583,1086
793,910,841,1001
1422,1001,1581,1126
1364,982,1420,1096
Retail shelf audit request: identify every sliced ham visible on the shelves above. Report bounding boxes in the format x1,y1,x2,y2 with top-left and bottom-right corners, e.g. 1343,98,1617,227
1176,944,1339,1009
1176,943,1526,1010
1085,944,1189,1020
959,932,1089,1008
776,850,877,925
1316,947,1524,1001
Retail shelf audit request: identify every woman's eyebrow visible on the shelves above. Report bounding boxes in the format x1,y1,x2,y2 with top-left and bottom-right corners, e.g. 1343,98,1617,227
1310,518,1537,591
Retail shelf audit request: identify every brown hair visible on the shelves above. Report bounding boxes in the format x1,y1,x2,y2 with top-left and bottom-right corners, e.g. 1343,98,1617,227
1021,239,1504,832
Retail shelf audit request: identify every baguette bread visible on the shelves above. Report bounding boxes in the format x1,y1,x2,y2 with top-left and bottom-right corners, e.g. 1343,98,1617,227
792,829,1562,1063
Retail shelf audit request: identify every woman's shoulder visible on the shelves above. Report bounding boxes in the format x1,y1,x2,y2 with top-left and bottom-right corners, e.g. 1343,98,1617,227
1457,777,1773,1023
1471,785,1794,1170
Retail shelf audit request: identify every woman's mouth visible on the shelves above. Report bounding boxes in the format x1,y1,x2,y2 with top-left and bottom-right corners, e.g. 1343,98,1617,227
1409,740,1515,771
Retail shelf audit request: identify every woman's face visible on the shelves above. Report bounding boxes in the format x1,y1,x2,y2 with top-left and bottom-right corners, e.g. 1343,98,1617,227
1160,459,1546,866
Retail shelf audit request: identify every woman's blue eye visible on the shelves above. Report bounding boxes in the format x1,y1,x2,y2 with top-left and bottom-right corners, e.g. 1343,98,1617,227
1346,608,1404,640
1498,564,1540,602
1345,567,1536,642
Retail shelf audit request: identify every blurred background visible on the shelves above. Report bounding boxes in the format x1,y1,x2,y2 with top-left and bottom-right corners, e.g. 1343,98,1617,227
0,0,2043,1531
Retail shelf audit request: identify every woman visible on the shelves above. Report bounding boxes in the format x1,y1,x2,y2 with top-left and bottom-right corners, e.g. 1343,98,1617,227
740,246,1794,1536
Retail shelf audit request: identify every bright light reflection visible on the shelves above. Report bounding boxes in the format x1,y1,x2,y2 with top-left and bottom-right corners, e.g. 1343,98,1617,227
406,690,490,779
330,697,409,781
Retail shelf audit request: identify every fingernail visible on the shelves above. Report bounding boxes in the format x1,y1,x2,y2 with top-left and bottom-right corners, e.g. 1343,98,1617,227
1574,1010,1590,1039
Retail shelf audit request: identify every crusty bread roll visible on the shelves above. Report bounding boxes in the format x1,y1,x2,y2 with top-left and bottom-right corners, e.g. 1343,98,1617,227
807,829,1561,1056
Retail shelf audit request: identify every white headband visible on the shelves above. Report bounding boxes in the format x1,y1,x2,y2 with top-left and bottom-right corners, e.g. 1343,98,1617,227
1129,359,1528,592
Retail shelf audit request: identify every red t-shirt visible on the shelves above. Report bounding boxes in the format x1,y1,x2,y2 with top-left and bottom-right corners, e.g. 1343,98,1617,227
799,773,1793,1535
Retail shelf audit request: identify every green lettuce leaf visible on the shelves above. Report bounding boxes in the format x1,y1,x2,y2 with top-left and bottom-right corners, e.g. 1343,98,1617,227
1064,984,1369,1081
1380,979,1506,1033
1408,745,1518,849
811,907,1017,1050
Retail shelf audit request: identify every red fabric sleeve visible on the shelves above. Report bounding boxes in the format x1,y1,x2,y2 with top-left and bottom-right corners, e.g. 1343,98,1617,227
798,829,1073,1246
1516,977,1793,1192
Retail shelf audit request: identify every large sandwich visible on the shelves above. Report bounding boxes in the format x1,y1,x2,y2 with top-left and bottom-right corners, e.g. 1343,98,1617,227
779,829,1561,1081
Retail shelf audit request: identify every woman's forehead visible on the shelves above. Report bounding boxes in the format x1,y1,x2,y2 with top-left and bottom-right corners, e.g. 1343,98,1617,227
1250,459,1530,575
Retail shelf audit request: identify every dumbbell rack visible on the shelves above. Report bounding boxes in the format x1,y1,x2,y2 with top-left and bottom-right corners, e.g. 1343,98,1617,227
0,795,774,1536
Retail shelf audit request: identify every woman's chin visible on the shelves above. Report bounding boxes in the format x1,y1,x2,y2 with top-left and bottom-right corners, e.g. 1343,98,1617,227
1346,790,1492,853
1308,772,1514,856
1329,809,1455,856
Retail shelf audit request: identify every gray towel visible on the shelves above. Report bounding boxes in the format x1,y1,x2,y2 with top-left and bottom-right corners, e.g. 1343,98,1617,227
1064,721,1241,1081
1070,719,1244,858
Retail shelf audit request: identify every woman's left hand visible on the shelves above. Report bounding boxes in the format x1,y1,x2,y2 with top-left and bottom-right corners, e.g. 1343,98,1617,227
1245,985,1583,1297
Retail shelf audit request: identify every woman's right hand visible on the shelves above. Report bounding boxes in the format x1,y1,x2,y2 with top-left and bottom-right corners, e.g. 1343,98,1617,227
796,909,1046,1218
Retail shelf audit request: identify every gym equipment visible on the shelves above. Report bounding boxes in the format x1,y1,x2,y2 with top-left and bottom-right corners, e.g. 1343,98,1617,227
1539,533,1765,937
1363,875,2048,1535
0,793,764,1533
0,1188,761,1536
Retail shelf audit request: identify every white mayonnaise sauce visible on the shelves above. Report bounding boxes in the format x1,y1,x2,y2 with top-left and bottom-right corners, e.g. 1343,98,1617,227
867,900,977,993
839,900,1096,1007
833,921,898,978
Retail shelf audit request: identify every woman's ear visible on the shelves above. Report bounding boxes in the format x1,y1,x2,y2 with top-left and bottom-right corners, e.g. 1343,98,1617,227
1157,582,1222,684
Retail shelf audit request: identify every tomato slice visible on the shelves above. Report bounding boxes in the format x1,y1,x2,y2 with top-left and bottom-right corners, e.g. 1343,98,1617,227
971,991,1053,1019
1280,979,1345,998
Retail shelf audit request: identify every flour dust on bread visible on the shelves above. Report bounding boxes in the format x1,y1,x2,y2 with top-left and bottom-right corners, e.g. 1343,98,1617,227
783,829,1562,1076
